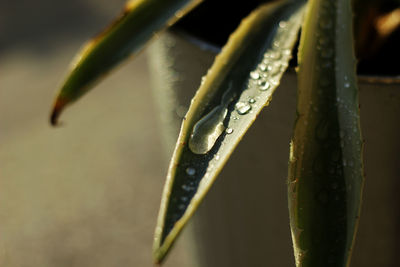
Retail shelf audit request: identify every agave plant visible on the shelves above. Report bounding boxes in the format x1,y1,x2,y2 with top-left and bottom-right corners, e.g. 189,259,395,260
50,0,400,265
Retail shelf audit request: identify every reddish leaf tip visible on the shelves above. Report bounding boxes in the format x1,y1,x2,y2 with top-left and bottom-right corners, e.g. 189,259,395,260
50,98,66,126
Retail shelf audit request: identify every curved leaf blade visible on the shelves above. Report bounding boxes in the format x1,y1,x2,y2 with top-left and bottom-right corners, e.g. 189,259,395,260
153,0,306,263
288,0,364,266
50,0,202,125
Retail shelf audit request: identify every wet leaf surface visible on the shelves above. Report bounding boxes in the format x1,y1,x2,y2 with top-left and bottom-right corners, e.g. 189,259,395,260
288,0,364,266
153,0,306,263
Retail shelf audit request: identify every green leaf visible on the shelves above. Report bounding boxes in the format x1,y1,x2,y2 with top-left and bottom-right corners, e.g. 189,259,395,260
288,0,364,266
50,0,202,125
153,0,306,263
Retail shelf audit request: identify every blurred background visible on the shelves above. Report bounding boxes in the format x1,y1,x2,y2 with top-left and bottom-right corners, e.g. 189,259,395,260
0,1,191,266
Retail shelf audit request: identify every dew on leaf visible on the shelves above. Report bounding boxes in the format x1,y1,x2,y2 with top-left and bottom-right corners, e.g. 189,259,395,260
235,101,252,115
186,167,196,176
250,71,260,80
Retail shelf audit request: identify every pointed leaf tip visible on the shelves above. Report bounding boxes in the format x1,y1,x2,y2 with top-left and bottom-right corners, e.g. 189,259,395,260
51,0,202,123
50,98,66,126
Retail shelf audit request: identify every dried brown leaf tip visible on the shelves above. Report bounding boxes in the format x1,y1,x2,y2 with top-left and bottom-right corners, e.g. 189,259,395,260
50,97,67,126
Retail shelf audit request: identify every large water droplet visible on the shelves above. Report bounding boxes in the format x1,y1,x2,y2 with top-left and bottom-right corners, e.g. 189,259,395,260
189,106,228,154
188,84,237,155
235,102,251,115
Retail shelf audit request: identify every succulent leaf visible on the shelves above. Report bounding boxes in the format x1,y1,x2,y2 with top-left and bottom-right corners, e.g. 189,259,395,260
288,0,364,266
153,0,306,263
50,0,202,125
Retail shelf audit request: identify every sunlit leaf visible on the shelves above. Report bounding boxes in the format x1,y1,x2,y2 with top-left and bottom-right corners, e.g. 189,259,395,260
50,0,202,125
153,0,306,263
288,0,364,266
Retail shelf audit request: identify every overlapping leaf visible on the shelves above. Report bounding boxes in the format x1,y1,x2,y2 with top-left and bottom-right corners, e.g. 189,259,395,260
288,0,364,266
50,0,202,125
153,0,306,263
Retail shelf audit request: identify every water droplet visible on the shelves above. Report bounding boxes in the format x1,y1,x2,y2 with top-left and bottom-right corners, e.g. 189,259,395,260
248,98,256,104
189,106,228,154
258,80,270,91
235,102,251,115
258,63,267,71
250,71,260,80
182,184,191,192
269,64,281,76
273,41,280,48
225,128,233,134
270,52,281,60
344,82,350,88
181,196,188,202
186,167,196,176
282,49,291,56
279,21,288,28
200,76,206,85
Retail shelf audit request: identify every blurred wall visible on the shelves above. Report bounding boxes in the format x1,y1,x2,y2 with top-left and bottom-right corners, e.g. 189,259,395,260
0,1,191,266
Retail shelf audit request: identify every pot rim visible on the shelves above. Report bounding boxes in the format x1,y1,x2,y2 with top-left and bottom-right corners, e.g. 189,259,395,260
170,28,400,85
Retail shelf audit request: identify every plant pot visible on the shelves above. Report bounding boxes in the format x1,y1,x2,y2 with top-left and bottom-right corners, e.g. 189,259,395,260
147,31,400,267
